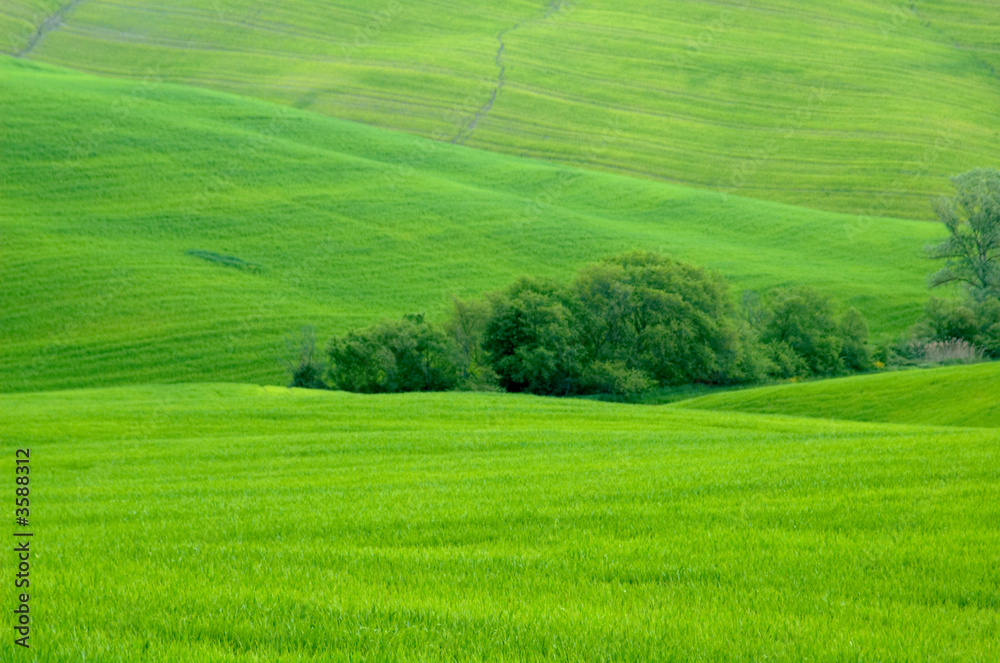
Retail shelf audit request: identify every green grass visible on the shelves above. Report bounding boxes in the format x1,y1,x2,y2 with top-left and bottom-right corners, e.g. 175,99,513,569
2,2,997,660
676,362,1000,428
3,0,999,218
1,383,998,661
0,56,950,392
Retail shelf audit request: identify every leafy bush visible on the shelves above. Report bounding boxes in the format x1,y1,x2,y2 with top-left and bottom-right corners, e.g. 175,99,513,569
580,360,655,399
306,253,876,396
482,278,584,395
760,287,844,377
326,314,459,393
442,296,497,390
285,326,329,390
911,296,1000,359
573,252,742,386
764,339,809,379
839,307,872,372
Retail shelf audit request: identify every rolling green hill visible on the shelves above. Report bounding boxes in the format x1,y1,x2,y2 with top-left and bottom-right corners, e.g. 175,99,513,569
0,57,947,393
3,0,999,218
1,383,998,661
2,2,999,659
676,361,1000,428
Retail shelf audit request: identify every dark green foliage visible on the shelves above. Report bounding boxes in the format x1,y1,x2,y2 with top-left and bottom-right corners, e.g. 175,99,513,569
727,325,777,384
915,297,979,343
290,363,328,390
316,254,874,396
927,168,1000,301
326,314,459,393
573,252,740,386
974,298,1000,357
912,296,1000,358
839,308,872,372
765,340,810,379
442,296,496,390
285,326,329,390
761,287,844,377
481,279,584,395
580,360,655,399
902,169,1000,364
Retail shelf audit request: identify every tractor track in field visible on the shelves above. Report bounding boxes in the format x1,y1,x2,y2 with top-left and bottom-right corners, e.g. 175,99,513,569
451,0,571,145
16,0,86,58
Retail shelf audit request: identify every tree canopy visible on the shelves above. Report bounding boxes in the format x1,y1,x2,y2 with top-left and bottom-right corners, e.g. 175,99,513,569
928,168,1000,301
313,252,874,397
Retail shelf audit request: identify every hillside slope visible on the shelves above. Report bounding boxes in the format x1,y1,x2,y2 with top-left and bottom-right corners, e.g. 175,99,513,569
0,57,945,392
2,0,999,218
1,383,998,660
677,362,1000,428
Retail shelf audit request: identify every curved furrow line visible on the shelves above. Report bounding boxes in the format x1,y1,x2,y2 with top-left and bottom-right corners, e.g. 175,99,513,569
16,0,85,58
451,1,569,145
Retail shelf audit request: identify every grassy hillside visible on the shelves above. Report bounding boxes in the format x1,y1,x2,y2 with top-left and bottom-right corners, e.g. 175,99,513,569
0,57,947,393
3,0,999,218
1,383,998,661
676,362,1000,428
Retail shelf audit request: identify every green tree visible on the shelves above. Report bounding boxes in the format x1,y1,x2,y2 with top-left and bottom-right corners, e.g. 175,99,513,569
928,168,1000,301
838,307,871,371
482,278,583,395
574,252,740,386
326,314,459,393
761,287,843,376
285,326,329,390
913,296,1000,358
443,295,494,388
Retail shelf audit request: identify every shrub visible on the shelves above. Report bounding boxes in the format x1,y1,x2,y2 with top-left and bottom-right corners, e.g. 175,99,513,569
839,307,872,371
482,278,584,395
760,287,844,377
580,360,655,399
764,339,809,379
326,314,459,393
285,326,329,390
914,297,978,343
574,252,742,386
912,296,1000,359
442,296,497,389
309,254,875,397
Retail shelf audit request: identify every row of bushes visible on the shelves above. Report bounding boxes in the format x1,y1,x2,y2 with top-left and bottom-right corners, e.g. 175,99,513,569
291,252,874,397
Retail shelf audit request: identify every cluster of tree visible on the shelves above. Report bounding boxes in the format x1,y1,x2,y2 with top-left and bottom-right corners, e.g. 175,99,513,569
288,167,1000,393
292,252,873,398
893,168,1000,363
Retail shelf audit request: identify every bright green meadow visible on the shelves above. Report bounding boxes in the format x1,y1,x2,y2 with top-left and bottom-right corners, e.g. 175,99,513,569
680,361,1000,428
1,0,998,660
2,0,1000,218
1,384,998,661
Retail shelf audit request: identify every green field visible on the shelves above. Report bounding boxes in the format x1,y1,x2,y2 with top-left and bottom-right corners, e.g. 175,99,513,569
2,0,999,659
2,0,1000,218
679,361,1000,428
0,57,948,392
1,384,998,661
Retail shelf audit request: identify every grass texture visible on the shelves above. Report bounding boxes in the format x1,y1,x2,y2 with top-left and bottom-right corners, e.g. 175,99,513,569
0,383,998,661
2,0,999,218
